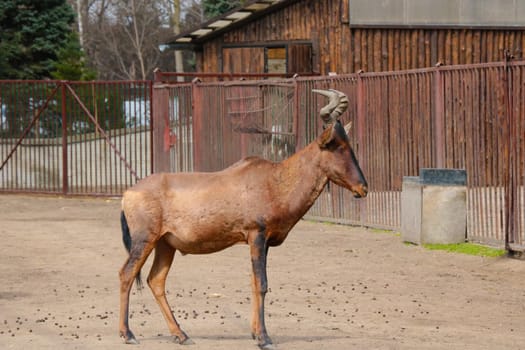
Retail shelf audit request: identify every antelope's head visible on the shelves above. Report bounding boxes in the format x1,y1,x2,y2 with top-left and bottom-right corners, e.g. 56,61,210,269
313,89,368,198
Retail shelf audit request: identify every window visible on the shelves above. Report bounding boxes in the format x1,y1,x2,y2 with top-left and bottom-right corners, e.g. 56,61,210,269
222,43,314,75
266,47,286,74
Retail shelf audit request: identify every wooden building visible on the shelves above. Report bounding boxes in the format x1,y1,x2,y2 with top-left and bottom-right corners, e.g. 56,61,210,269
165,0,525,75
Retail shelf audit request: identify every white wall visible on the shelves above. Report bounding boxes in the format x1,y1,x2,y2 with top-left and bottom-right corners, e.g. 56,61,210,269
350,0,525,27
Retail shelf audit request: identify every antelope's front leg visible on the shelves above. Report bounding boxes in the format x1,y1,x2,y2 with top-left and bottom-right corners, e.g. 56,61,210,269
248,230,274,350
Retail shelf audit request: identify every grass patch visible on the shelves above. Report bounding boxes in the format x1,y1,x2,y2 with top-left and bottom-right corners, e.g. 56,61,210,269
369,228,393,234
423,243,506,257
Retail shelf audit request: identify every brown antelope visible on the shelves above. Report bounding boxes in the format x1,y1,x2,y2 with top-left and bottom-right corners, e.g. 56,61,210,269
119,89,368,349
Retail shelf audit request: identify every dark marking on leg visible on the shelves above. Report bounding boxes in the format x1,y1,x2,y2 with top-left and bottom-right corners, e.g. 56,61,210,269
249,218,273,349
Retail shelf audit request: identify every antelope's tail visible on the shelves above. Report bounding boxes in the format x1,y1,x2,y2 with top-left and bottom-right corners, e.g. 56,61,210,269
120,211,143,289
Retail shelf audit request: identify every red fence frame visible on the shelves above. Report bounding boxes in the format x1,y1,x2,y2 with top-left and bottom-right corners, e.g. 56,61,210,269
0,80,153,196
0,60,522,248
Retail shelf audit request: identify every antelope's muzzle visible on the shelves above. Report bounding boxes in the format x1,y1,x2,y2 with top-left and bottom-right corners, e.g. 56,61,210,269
352,184,368,198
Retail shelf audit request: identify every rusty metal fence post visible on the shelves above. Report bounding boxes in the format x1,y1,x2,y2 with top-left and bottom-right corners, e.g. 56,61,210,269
356,71,368,225
60,82,68,194
192,79,203,171
503,52,519,251
433,65,445,168
152,84,170,173
292,76,300,150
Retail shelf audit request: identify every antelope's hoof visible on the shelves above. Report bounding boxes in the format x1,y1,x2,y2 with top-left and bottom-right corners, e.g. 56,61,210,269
120,330,139,345
258,342,276,350
174,335,194,345
125,337,140,345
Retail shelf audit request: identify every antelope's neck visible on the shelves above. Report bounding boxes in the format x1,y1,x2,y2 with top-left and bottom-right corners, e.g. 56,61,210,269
273,142,327,218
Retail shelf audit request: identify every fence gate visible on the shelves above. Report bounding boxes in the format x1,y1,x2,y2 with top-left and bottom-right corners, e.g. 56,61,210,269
195,81,296,172
154,80,297,174
0,80,152,195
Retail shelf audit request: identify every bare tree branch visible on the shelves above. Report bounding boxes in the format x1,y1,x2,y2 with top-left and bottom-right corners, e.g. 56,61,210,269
78,0,200,79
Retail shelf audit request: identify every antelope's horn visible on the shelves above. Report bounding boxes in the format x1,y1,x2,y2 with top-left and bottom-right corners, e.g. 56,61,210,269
312,89,349,124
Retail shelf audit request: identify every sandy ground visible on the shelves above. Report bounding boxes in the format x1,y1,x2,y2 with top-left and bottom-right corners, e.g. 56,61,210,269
1,194,525,350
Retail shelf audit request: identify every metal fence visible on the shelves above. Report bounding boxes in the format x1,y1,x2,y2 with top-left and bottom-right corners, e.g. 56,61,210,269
155,60,524,249
317,63,519,247
1,61,523,248
0,80,152,195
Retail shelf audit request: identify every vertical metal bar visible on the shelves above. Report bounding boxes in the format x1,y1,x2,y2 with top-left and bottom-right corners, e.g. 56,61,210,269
517,64,525,246
496,66,505,241
12,83,17,190
80,83,84,193
171,86,177,172
152,84,170,173
102,82,108,194
27,83,33,190
86,83,92,193
109,83,115,194
124,82,129,192
473,67,482,240
130,82,135,188
80,83,85,194
464,68,474,241
149,80,154,176
292,77,300,150
356,71,367,226
433,65,445,168
503,52,517,250
487,67,496,240
90,83,96,193
192,80,203,171
61,82,68,194
89,82,96,193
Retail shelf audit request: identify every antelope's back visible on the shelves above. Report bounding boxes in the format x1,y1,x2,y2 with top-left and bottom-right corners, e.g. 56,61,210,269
122,159,278,221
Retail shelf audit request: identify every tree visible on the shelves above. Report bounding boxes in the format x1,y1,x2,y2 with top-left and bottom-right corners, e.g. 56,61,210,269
67,0,91,50
202,0,242,19
66,0,242,79
161,0,202,80
0,0,78,79
170,0,184,81
51,32,96,80
85,0,174,80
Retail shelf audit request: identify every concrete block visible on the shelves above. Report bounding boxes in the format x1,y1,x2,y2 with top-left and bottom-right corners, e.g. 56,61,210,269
421,185,466,244
401,177,422,244
401,169,467,245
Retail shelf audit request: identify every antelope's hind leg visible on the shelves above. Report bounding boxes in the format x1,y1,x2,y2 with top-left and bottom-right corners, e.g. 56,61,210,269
119,230,157,344
147,237,193,345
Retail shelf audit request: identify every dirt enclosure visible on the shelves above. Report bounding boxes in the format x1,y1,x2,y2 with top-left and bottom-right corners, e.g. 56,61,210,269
1,194,525,350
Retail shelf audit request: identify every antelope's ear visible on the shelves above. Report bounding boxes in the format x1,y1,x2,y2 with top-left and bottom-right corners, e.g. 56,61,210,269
344,121,352,137
318,124,335,148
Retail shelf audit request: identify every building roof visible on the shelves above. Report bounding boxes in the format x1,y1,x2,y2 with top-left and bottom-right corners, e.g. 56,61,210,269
164,0,299,50
164,0,525,52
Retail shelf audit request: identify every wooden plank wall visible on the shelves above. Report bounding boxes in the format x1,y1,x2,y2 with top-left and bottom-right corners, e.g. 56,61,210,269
199,0,525,75
222,47,265,74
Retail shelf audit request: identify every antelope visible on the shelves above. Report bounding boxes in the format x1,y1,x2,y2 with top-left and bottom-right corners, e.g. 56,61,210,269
119,89,368,349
